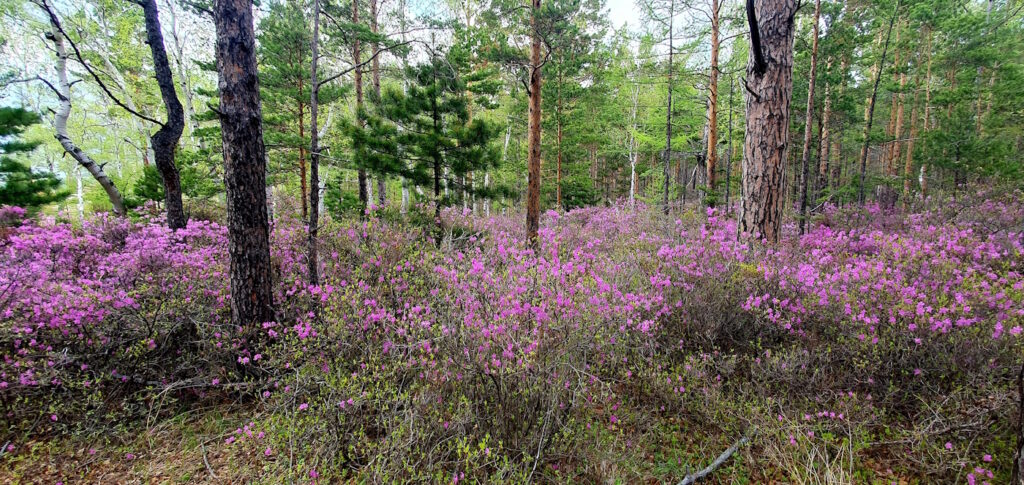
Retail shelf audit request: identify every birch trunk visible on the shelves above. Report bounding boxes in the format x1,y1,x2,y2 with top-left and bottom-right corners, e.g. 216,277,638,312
44,11,127,217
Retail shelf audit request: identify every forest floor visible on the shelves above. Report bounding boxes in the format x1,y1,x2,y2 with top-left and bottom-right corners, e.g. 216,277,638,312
1,193,1022,484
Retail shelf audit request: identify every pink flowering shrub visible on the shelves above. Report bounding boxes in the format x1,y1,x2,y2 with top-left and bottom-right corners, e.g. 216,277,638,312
0,212,238,431
2,192,1022,482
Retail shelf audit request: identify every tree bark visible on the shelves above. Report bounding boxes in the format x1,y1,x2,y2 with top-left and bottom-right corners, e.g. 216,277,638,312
739,0,798,244
43,8,127,217
797,0,821,235
214,0,275,327
138,0,187,230
526,0,542,243
308,0,322,286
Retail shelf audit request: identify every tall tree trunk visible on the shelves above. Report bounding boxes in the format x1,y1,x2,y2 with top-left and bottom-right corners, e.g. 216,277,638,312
797,0,821,235
627,82,640,207
920,27,932,198
891,53,906,175
903,80,919,208
308,0,322,286
858,1,899,205
164,0,202,149
139,0,187,230
884,29,901,175
298,75,308,219
817,59,833,196
43,9,126,217
556,74,563,209
725,73,734,209
663,0,674,214
705,0,720,206
526,0,542,243
371,0,385,207
353,0,368,212
739,0,798,243
214,0,275,327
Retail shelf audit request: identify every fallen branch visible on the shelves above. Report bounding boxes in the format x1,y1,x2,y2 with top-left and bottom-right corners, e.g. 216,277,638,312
678,435,750,485
201,442,217,479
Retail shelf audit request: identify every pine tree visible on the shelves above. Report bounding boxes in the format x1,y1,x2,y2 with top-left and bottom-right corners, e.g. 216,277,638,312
0,108,68,210
345,47,501,238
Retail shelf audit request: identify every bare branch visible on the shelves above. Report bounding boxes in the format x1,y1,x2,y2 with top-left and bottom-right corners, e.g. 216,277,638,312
36,0,163,127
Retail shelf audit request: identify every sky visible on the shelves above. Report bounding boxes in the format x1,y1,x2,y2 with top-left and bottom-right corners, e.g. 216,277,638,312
604,0,643,31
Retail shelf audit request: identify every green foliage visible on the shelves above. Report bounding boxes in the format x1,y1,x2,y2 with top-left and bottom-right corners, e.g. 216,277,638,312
559,175,599,210
0,108,68,210
324,175,364,217
132,164,164,204
344,47,502,207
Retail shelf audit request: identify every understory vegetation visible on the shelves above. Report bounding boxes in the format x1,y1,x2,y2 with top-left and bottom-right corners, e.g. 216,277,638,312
2,191,1021,483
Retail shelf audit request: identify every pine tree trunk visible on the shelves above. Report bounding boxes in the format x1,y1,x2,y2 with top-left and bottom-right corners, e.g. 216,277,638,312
214,0,275,327
526,0,543,243
725,74,734,209
891,55,906,173
858,1,899,205
798,0,821,235
817,64,832,196
739,0,798,243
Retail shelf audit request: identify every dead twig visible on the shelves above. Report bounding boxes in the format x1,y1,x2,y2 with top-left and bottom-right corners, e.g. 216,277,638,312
678,434,751,485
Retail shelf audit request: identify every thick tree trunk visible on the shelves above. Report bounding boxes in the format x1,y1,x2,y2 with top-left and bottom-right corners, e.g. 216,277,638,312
858,1,899,205
798,0,821,235
705,0,720,206
308,0,321,286
739,0,798,243
213,0,275,327
526,0,542,243
44,11,127,217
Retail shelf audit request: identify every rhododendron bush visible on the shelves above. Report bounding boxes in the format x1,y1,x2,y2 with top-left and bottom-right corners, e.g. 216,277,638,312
1,195,1022,482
